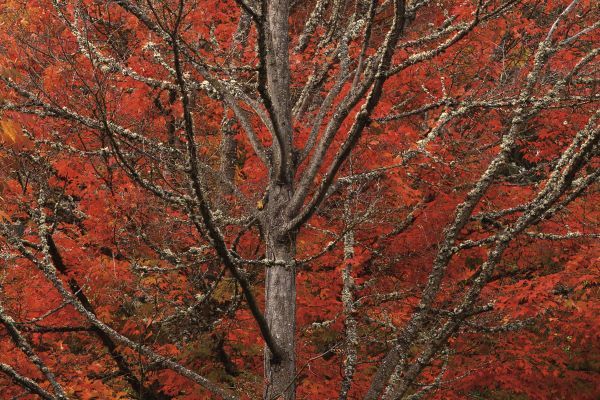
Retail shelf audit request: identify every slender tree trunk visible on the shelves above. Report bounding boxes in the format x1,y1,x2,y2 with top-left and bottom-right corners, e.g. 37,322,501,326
264,184,297,400
261,0,296,397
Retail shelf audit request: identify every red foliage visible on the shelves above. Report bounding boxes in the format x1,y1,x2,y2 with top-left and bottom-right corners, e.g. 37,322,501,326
0,0,598,399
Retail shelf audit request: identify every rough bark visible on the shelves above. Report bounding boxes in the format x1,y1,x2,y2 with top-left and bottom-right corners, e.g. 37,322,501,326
260,1,297,398
262,0,294,184
264,184,297,400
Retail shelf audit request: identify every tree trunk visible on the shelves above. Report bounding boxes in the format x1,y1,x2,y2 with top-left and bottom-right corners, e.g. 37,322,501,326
264,184,297,400
262,1,295,397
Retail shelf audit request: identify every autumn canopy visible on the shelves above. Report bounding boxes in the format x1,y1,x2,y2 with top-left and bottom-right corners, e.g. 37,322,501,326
0,0,598,399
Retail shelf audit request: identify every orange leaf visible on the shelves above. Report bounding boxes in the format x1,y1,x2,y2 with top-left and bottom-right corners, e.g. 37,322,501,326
0,120,19,144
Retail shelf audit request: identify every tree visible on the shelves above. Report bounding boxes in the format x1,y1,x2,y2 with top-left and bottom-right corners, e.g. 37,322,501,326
0,0,598,399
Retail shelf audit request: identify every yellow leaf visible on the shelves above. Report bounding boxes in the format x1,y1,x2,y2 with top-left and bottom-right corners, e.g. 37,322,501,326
213,278,236,303
0,120,19,144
